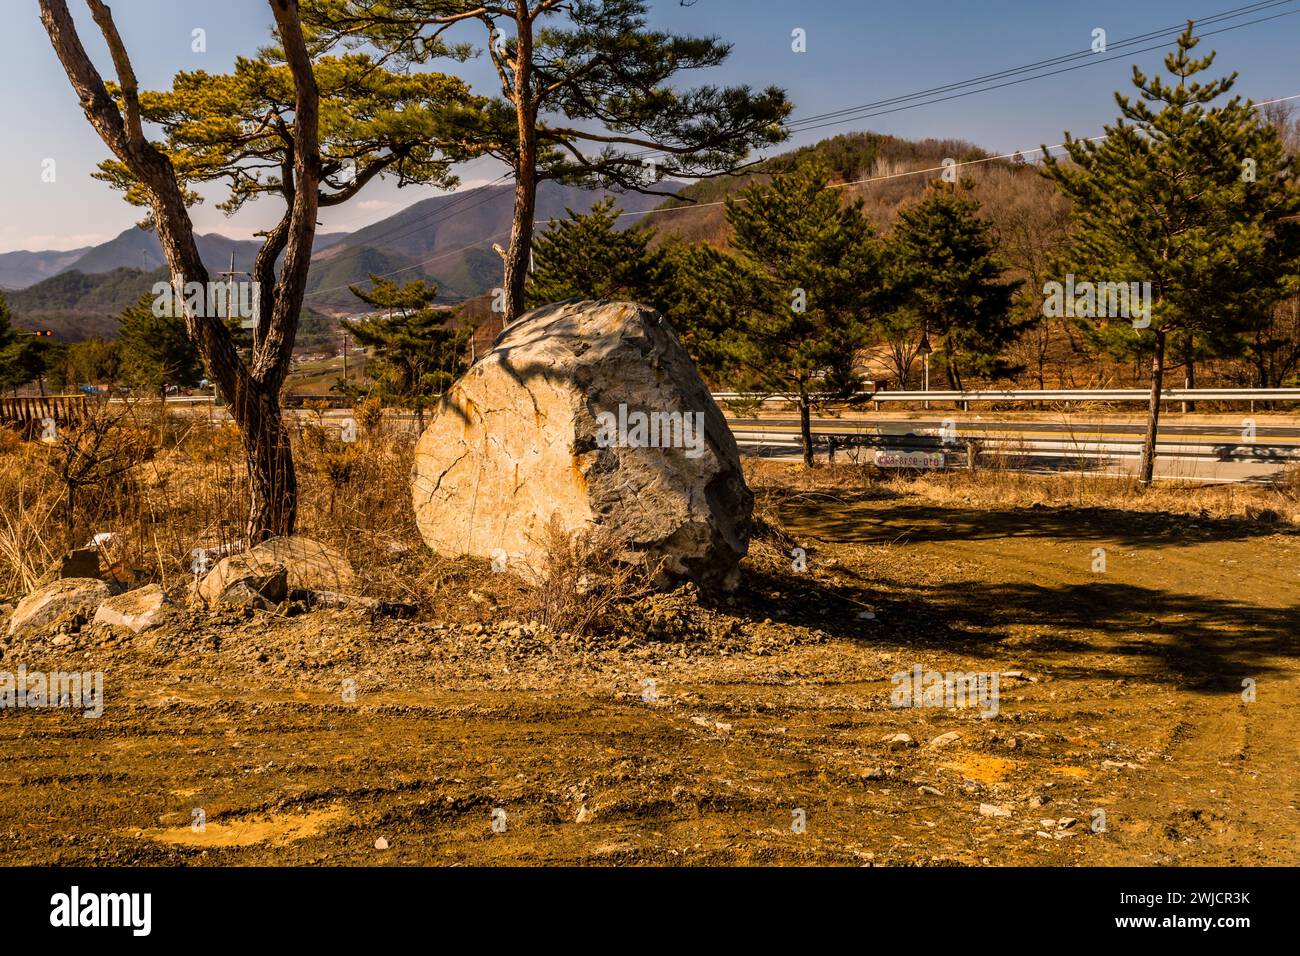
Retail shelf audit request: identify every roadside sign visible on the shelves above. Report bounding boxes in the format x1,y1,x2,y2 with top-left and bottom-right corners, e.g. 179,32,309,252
875,449,944,469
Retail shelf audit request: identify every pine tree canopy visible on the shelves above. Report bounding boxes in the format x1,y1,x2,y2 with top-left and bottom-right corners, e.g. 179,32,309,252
116,292,204,392
344,274,473,410
0,292,51,394
300,0,790,192
94,52,484,218
525,198,667,308
710,162,880,401
887,179,1025,388
1042,23,1300,352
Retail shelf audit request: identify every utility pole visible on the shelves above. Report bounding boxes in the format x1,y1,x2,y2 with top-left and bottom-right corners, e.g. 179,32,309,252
219,251,256,351
212,251,253,408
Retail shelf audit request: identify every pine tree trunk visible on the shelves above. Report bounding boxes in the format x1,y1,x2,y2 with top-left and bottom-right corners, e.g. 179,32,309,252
503,11,536,324
503,172,536,323
1139,329,1167,485
231,386,297,543
946,354,964,393
40,0,320,546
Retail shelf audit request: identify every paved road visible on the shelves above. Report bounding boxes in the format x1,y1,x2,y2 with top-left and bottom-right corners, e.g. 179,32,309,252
728,416,1300,439
727,416,1300,484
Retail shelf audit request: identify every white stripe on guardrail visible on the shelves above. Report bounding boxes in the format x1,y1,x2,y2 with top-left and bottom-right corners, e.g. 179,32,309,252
711,388,1300,403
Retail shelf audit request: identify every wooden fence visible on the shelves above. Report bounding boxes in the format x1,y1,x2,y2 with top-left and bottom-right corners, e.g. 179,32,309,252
0,394,88,428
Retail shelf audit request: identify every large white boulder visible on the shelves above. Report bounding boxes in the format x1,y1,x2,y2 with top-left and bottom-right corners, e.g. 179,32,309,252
411,300,752,588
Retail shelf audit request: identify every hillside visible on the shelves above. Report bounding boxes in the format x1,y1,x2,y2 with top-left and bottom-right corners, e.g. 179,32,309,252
648,131,996,245
4,182,679,331
6,266,168,340
303,180,679,310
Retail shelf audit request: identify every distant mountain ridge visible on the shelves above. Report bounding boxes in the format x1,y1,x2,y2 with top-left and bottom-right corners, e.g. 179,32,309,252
3,130,1009,342
2,181,678,336
303,180,677,309
0,246,93,290
0,228,351,292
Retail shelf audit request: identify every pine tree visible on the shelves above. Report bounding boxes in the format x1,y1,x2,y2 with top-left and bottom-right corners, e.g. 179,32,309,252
42,0,482,540
344,275,473,429
301,0,791,321
43,339,121,394
0,293,14,352
117,293,204,402
705,163,881,467
655,241,758,384
1043,23,1300,483
885,180,1024,391
0,294,18,393
525,198,666,309
0,293,50,396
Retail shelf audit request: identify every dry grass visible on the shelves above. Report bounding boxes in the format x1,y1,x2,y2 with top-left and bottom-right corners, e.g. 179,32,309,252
0,400,427,604
745,457,1300,525
516,516,661,637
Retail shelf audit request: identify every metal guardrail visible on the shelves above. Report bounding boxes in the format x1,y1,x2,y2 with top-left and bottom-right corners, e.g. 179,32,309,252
712,388,1300,404
730,427,1300,464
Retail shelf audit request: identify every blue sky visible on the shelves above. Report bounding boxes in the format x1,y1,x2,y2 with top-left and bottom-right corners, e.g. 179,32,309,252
1,0,1297,253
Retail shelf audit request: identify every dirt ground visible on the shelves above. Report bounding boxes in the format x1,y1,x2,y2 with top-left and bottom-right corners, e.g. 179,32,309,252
1,482,1297,866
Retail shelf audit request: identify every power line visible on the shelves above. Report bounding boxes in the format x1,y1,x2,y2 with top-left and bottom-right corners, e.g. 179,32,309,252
310,0,1297,290
783,6,1300,139
609,92,1300,223
778,0,1296,135
624,0,1297,163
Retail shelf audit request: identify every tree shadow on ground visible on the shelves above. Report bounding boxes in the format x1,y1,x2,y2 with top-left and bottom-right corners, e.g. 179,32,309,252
779,500,1297,549
716,564,1298,693
754,485,908,508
